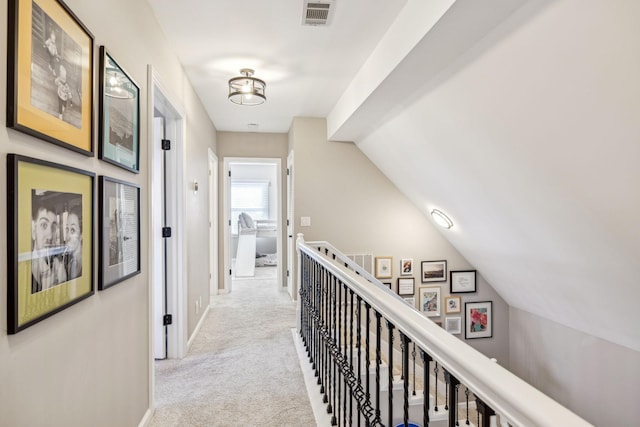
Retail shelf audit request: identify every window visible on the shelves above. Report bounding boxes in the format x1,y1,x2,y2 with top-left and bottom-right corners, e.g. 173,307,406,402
231,180,269,234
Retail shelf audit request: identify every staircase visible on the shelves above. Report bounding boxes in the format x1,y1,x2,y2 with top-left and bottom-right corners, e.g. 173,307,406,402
296,235,593,427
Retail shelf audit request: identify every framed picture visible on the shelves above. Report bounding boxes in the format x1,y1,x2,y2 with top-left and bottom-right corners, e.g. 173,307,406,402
7,0,94,155
400,258,413,276
444,317,462,334
98,176,141,290
402,297,415,308
382,282,392,289
98,46,140,173
465,301,493,339
374,256,392,279
450,270,477,293
444,295,462,314
419,286,441,317
397,277,415,296
421,260,447,283
7,154,95,334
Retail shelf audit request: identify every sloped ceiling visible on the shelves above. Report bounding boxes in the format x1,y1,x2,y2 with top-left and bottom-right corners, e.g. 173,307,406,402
329,0,640,352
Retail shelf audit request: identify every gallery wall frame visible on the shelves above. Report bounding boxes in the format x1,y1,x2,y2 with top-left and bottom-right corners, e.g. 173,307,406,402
419,286,441,317
7,0,94,155
444,295,462,314
98,176,141,290
400,258,413,276
374,256,392,279
7,154,95,334
445,316,462,334
465,301,493,339
421,260,447,283
450,270,477,293
98,46,140,173
397,277,415,296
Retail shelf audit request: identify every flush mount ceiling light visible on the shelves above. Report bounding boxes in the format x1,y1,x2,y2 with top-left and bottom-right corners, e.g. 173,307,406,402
228,68,266,106
431,209,453,229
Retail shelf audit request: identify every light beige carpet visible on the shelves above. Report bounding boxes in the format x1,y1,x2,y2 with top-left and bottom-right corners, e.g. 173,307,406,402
150,269,316,426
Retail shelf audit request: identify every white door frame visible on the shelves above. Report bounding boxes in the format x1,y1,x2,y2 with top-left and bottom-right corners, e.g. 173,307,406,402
223,157,283,293
208,149,219,299
286,151,295,300
148,64,188,405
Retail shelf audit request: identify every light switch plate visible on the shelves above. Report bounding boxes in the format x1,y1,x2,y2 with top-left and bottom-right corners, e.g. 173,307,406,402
301,216,311,227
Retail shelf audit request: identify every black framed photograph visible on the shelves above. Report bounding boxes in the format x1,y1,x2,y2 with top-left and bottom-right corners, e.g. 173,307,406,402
7,0,94,155
421,260,447,283
7,154,95,334
465,301,493,339
450,270,477,293
397,277,415,296
98,176,141,290
98,46,140,173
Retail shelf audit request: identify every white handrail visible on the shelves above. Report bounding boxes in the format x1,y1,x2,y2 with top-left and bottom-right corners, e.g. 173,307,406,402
297,235,593,427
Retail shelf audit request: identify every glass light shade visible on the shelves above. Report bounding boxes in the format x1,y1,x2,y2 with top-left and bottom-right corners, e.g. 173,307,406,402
431,209,453,229
228,69,266,106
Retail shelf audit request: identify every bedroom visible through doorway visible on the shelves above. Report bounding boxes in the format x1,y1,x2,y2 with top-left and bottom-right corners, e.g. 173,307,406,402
223,158,282,293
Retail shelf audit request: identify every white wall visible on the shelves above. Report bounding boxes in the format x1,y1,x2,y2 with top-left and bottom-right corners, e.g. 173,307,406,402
289,117,509,363
510,308,640,427
0,0,216,425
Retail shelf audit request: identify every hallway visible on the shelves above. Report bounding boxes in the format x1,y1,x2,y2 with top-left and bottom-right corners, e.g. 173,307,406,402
150,267,316,426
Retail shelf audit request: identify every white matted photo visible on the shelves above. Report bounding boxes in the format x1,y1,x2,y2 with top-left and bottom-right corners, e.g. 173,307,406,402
444,317,462,334
419,286,441,317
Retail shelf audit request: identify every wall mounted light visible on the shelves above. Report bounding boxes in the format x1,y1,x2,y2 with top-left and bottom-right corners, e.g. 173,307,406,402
431,209,453,229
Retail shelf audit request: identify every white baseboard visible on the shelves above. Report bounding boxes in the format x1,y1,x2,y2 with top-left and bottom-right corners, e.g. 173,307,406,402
187,304,211,351
137,408,153,427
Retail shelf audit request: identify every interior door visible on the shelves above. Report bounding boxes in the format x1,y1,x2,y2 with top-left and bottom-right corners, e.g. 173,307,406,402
152,116,166,359
286,152,294,299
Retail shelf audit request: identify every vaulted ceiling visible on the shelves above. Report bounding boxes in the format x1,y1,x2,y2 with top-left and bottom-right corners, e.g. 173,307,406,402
148,0,640,352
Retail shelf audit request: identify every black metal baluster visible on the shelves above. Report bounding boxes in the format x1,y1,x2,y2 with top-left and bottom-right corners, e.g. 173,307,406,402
445,379,449,412
364,302,371,427
465,388,470,425
387,321,395,427
444,370,460,427
324,272,333,414
356,296,362,427
374,311,382,425
421,350,432,427
343,283,349,427
475,397,496,427
434,362,439,412
318,266,327,396
349,289,355,426
337,279,342,426
401,332,411,427
331,275,338,425
412,343,416,396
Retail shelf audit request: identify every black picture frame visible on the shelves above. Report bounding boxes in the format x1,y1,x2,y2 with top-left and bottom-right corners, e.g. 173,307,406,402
421,260,447,283
450,270,477,293
98,46,141,173
7,154,95,334
465,301,493,339
7,0,94,155
98,176,141,290
397,277,415,296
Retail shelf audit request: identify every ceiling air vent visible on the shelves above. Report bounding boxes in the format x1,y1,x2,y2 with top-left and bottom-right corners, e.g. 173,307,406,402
302,0,335,26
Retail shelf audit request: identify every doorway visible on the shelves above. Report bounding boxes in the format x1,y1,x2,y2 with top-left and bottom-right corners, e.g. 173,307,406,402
223,158,283,293
148,66,187,362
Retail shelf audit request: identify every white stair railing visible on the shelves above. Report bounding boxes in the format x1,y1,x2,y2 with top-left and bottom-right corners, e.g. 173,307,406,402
297,234,592,427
